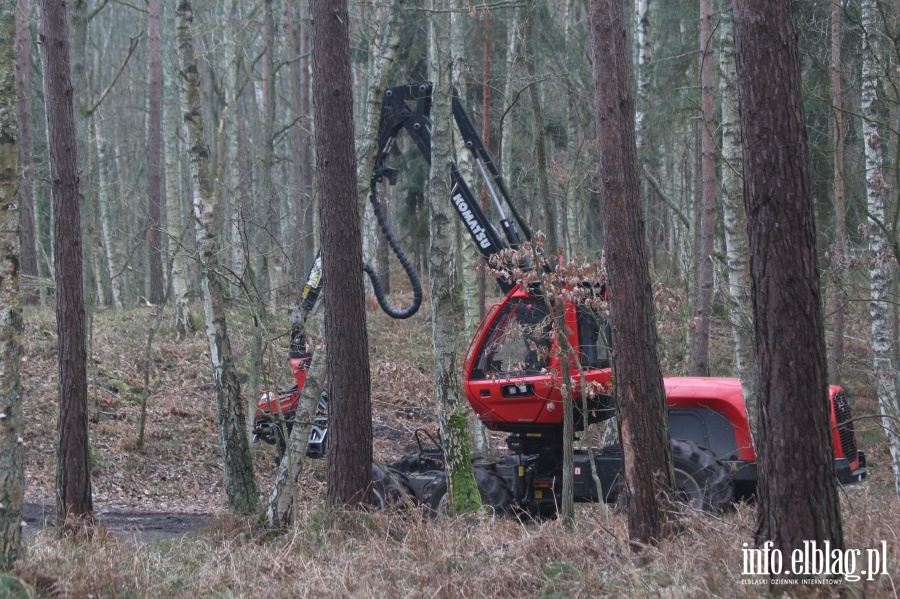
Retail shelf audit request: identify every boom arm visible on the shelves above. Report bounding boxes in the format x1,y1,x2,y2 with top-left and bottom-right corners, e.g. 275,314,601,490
373,82,533,292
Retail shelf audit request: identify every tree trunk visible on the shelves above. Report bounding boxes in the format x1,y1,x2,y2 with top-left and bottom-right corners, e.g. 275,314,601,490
500,6,519,182
311,0,374,508
0,0,25,568
718,0,756,438
266,344,327,527
299,3,315,284
524,0,557,254
162,0,191,337
732,0,845,559
41,0,93,526
589,0,673,547
146,0,164,304
257,0,276,304
177,0,258,514
689,0,716,377
830,0,846,386
861,0,900,495
285,0,305,293
429,0,481,515
634,0,651,152
94,120,121,308
15,0,38,306
68,0,97,308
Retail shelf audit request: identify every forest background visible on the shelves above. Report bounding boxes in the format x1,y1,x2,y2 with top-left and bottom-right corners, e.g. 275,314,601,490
0,0,898,596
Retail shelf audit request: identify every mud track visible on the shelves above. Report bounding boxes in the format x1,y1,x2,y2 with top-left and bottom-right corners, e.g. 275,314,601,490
22,503,210,541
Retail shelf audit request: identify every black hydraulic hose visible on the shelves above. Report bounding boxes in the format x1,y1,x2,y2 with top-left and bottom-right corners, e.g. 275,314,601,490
363,182,422,319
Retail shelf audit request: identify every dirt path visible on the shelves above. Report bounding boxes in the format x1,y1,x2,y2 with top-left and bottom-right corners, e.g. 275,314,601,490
22,503,211,541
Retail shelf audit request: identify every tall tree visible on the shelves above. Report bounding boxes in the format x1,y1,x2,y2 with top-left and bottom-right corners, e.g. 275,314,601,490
732,0,844,559
429,0,481,515
718,0,756,436
589,0,673,545
690,0,716,376
861,0,900,494
146,0,164,304
15,0,37,306
0,0,25,569
162,0,191,337
41,0,93,525
311,0,373,507
176,0,258,514
829,0,846,386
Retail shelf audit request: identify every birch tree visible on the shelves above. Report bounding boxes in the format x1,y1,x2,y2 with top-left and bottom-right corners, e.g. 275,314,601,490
162,0,190,337
146,0,164,304
176,0,258,514
718,0,755,435
429,0,481,515
861,0,900,495
0,0,25,568
689,0,715,377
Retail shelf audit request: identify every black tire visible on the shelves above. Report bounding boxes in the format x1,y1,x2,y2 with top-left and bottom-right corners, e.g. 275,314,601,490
474,465,514,515
371,463,415,509
424,466,514,517
670,438,734,512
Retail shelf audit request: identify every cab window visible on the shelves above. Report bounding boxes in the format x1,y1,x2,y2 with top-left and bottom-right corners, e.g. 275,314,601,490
470,299,552,380
577,306,611,369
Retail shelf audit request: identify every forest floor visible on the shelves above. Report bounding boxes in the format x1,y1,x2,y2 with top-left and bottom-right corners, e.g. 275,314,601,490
10,294,900,597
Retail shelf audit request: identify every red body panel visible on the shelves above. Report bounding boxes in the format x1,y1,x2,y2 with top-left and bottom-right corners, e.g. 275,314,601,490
464,288,861,472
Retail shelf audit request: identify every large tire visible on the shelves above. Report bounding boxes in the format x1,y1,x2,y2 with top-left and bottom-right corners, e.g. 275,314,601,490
670,439,734,512
424,466,514,517
371,463,415,509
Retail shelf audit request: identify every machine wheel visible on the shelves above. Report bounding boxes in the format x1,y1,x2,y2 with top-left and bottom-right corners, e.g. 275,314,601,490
371,463,415,509
473,466,514,515
424,467,514,517
670,439,734,512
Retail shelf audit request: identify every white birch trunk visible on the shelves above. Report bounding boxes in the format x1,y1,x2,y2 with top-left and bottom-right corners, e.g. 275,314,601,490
430,0,481,514
718,0,756,436
177,0,258,512
94,120,121,308
862,0,900,495
162,0,190,336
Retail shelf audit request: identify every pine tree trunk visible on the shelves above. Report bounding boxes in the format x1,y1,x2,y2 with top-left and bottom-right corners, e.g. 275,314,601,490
690,0,716,376
861,0,900,495
718,0,756,437
590,0,673,546
15,0,38,306
0,0,25,568
732,0,845,558
177,0,258,514
311,0,374,508
41,0,94,526
429,0,481,515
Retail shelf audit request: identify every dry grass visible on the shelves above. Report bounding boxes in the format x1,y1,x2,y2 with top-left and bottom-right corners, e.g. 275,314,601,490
14,492,900,598
11,294,900,598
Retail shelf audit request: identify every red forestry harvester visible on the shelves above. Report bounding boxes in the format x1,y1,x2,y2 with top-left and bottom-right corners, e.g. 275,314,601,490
253,83,866,515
